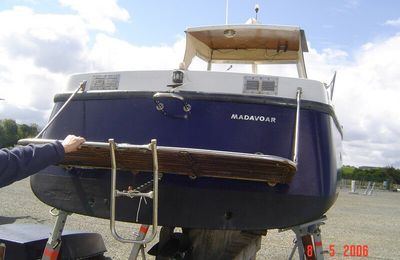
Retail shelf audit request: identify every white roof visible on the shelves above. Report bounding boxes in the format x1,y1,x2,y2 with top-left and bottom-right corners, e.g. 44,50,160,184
183,24,309,78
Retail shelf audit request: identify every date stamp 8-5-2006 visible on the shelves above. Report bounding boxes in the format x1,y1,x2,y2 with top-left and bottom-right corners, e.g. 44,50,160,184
328,244,369,257
305,244,369,258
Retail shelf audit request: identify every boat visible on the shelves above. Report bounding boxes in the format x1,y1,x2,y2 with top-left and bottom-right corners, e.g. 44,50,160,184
21,19,343,231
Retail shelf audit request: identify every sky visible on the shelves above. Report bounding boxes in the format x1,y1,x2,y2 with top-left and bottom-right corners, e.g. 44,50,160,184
0,0,400,168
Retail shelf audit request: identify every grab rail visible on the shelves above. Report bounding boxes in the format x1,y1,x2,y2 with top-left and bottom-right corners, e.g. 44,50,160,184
153,92,191,119
109,139,159,244
292,88,302,165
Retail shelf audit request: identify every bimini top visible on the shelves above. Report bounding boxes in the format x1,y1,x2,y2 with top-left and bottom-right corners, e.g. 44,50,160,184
183,24,309,78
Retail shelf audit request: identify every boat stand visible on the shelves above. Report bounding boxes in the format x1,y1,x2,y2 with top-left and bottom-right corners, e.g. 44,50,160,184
280,216,327,260
41,210,69,260
128,225,150,260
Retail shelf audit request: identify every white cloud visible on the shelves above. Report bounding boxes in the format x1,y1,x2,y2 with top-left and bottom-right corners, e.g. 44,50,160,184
344,0,360,9
332,0,360,14
87,34,185,71
0,6,90,73
0,6,90,125
0,2,131,125
0,102,49,125
0,3,184,126
59,0,130,33
385,18,400,26
304,35,400,167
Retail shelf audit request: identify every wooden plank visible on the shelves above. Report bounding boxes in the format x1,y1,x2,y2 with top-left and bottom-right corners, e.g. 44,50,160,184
18,138,296,184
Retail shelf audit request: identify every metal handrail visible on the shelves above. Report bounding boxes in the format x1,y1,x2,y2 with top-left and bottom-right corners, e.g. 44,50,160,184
153,92,185,101
153,92,191,118
292,88,302,165
109,139,158,244
328,71,337,100
36,81,86,138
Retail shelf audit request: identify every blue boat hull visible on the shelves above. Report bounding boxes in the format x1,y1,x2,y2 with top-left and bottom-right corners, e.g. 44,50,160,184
32,92,342,230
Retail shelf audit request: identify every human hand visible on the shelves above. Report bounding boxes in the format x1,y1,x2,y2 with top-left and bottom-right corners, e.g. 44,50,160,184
62,135,86,153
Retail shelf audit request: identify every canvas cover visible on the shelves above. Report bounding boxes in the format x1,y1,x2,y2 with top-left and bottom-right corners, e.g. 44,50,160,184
183,24,308,69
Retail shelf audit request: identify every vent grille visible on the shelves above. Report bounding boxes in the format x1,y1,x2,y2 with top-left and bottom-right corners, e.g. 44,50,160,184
243,76,278,95
261,80,276,92
245,80,259,91
90,74,120,90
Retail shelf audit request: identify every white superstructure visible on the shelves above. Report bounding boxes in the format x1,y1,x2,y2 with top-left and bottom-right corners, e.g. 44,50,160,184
64,24,334,106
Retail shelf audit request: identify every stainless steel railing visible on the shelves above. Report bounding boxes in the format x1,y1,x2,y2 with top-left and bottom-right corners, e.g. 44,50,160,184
292,88,302,165
36,81,86,138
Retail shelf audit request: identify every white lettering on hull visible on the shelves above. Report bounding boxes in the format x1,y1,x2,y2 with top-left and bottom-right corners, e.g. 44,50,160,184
231,114,276,123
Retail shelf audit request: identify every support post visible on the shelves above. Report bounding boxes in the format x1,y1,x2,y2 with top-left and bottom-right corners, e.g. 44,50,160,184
280,216,327,260
128,225,150,260
41,210,69,260
0,243,5,260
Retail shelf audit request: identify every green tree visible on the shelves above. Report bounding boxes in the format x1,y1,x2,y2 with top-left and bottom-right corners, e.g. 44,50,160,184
17,123,38,139
341,166,400,184
383,166,400,184
0,125,5,147
1,119,18,147
0,119,39,147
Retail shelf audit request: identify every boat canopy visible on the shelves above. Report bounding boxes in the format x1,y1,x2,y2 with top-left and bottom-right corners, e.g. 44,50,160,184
183,24,309,78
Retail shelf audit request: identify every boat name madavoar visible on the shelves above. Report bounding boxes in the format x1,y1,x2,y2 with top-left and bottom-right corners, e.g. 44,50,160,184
230,114,276,123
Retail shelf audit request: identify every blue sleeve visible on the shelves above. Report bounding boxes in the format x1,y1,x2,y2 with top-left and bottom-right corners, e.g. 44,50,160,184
0,141,65,188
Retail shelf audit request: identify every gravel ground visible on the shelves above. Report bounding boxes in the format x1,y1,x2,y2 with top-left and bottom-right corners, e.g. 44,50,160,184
1,179,399,260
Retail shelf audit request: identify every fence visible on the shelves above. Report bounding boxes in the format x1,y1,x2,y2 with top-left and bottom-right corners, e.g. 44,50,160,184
339,179,399,191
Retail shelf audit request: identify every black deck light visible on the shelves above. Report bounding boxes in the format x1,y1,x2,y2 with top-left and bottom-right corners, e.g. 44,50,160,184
172,69,184,84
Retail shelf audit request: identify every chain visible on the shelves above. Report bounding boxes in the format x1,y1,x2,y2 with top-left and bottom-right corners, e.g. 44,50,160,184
131,175,162,192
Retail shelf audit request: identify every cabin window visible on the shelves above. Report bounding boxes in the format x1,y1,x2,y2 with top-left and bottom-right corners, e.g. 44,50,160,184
257,64,298,78
187,57,299,78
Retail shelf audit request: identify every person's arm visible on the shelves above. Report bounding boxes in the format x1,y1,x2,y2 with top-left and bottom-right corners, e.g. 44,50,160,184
0,141,64,188
0,135,85,188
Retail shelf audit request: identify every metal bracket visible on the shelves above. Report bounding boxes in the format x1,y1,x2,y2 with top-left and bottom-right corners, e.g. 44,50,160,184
0,243,5,260
280,216,327,260
128,225,150,260
109,139,159,245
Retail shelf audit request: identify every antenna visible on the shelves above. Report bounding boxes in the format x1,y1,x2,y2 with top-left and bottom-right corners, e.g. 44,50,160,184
225,0,229,24
255,4,260,21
